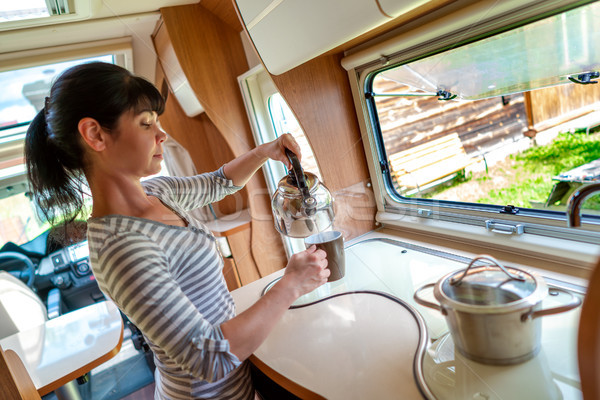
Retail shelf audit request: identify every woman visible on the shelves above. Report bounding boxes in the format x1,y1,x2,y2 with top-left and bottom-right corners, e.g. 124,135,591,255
25,62,329,399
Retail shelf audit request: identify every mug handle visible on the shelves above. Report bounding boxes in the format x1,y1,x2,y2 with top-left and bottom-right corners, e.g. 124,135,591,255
521,287,582,321
414,283,446,315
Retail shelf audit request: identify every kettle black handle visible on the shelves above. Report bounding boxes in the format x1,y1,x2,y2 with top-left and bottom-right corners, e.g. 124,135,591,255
285,148,309,192
285,148,317,215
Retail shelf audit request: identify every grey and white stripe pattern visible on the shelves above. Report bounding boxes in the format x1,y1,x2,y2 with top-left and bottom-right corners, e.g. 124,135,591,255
87,169,254,399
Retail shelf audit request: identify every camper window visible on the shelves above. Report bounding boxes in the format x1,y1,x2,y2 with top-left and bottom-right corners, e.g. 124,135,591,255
0,55,114,129
0,0,50,23
363,2,600,243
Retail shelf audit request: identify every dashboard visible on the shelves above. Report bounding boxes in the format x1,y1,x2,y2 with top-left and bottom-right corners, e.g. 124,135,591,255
37,240,105,311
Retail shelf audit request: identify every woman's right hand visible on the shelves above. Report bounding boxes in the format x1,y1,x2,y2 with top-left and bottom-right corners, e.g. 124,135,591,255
221,245,329,361
278,245,329,299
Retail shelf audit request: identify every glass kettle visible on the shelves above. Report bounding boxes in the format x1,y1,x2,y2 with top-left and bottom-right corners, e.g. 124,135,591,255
271,149,334,238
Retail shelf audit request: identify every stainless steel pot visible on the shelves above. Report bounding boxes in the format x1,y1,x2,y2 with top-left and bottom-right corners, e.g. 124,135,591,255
414,255,581,365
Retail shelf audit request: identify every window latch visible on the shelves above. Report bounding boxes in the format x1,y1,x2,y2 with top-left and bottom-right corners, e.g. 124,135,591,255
500,205,519,214
485,220,524,235
568,71,599,85
380,160,390,174
436,90,457,101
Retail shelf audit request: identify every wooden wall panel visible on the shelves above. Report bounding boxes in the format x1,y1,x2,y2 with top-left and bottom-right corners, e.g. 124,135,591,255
156,4,287,279
201,0,243,32
578,257,600,400
159,4,253,155
227,227,261,286
222,257,242,291
270,54,377,240
153,20,186,99
154,61,245,215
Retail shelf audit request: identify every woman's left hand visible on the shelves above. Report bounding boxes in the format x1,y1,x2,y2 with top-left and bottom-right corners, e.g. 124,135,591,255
259,133,302,169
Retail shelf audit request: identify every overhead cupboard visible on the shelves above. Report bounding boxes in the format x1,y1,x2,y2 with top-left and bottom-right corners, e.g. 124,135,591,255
232,0,432,75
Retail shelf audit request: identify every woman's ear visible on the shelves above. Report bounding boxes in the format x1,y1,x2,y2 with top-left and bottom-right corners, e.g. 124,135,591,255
78,117,106,151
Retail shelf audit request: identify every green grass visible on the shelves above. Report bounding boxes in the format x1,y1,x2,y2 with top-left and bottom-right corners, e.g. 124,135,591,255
477,175,555,208
419,132,600,210
479,132,600,209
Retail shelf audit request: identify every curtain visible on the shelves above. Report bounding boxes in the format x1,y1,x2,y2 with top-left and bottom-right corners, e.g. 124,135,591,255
162,134,215,222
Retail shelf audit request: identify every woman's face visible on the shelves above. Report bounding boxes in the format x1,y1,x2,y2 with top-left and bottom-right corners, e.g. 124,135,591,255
103,108,167,178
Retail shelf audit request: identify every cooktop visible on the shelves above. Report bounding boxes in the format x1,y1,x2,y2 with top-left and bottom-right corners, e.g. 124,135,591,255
264,237,584,399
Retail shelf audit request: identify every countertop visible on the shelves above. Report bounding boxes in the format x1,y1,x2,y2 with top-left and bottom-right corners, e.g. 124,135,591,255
204,209,251,237
230,230,584,399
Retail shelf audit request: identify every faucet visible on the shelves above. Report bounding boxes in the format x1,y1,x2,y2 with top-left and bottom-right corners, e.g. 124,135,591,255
566,183,600,227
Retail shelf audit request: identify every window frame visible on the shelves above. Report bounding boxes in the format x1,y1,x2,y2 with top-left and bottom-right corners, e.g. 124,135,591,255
238,65,286,195
0,0,92,32
344,0,600,266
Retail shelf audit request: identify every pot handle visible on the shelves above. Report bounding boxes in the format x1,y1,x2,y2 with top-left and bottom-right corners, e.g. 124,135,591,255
414,283,445,314
450,254,525,285
521,287,582,321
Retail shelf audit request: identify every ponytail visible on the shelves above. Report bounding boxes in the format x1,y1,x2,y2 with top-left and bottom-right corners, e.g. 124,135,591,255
25,109,87,226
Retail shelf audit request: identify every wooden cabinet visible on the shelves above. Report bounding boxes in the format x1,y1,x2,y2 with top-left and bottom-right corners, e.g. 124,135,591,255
205,210,261,290
152,18,204,117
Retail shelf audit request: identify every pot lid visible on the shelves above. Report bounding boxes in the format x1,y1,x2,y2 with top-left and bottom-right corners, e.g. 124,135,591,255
440,255,539,307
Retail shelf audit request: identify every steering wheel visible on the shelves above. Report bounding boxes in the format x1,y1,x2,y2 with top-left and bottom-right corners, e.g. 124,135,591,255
0,252,36,288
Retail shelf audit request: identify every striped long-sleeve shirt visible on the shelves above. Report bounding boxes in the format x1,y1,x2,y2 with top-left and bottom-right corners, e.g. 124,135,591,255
87,168,254,400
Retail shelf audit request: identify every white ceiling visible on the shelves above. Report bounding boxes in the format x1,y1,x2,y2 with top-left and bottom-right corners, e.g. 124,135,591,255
0,0,199,81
